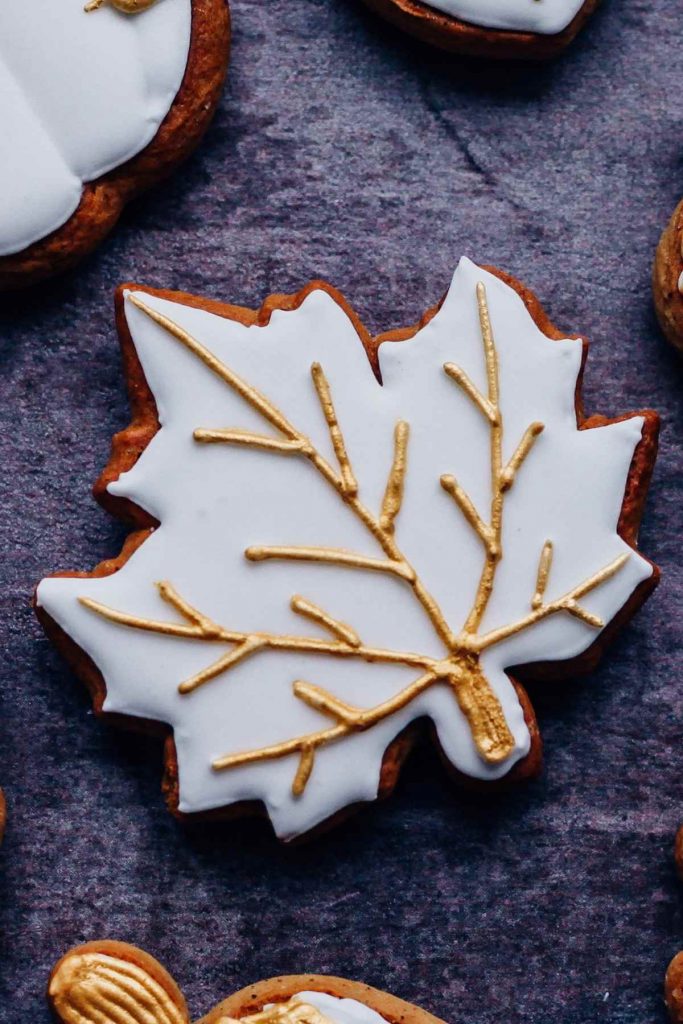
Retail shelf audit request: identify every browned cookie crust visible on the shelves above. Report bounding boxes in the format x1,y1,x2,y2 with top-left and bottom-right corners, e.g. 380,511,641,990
48,941,446,1024
666,952,683,1023
653,198,683,352
35,268,659,840
358,0,599,60
0,0,230,292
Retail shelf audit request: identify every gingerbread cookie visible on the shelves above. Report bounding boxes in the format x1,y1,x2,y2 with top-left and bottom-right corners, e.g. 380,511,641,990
653,198,683,353
48,941,445,1024
0,0,230,291
358,0,599,59
36,258,659,841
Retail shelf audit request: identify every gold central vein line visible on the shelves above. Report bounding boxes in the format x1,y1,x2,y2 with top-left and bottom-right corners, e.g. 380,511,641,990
463,282,504,634
443,282,544,636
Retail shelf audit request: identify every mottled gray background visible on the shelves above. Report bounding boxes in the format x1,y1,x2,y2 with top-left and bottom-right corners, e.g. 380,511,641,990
1,0,682,1020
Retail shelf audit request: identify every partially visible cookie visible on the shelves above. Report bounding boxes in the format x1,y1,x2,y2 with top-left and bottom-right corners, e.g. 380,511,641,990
653,199,683,352
48,941,445,1024
666,952,683,1023
0,0,230,291
358,0,600,59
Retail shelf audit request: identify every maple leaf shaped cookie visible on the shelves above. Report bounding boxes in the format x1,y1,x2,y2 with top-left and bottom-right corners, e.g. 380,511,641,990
48,941,445,1024
36,259,659,840
0,0,229,290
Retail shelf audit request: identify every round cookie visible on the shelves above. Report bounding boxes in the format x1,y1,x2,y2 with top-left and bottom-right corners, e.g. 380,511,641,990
666,952,683,1023
48,941,446,1024
358,0,600,59
0,0,230,291
653,198,683,353
35,258,659,842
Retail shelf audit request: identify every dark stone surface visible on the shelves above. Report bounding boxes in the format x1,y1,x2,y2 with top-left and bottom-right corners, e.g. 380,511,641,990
1,0,682,1020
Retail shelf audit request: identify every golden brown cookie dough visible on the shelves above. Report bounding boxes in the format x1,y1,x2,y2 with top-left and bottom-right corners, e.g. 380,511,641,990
653,198,683,353
0,0,230,291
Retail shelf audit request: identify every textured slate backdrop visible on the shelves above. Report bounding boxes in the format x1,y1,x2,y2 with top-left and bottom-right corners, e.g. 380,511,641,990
1,0,682,1020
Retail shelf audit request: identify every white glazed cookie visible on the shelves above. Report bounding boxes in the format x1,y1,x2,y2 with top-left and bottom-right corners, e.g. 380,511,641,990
358,0,600,58
48,942,447,1024
419,0,585,33
36,258,659,841
0,0,230,289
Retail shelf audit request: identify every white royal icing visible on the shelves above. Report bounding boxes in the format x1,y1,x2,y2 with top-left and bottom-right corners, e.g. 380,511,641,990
418,0,585,35
0,0,191,258
286,994,388,1024
37,258,653,840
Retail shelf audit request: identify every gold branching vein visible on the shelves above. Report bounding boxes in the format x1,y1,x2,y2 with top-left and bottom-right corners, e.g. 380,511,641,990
291,595,361,648
471,552,628,651
81,287,630,795
532,541,554,610
311,361,358,497
442,282,546,635
443,362,498,424
380,421,409,535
